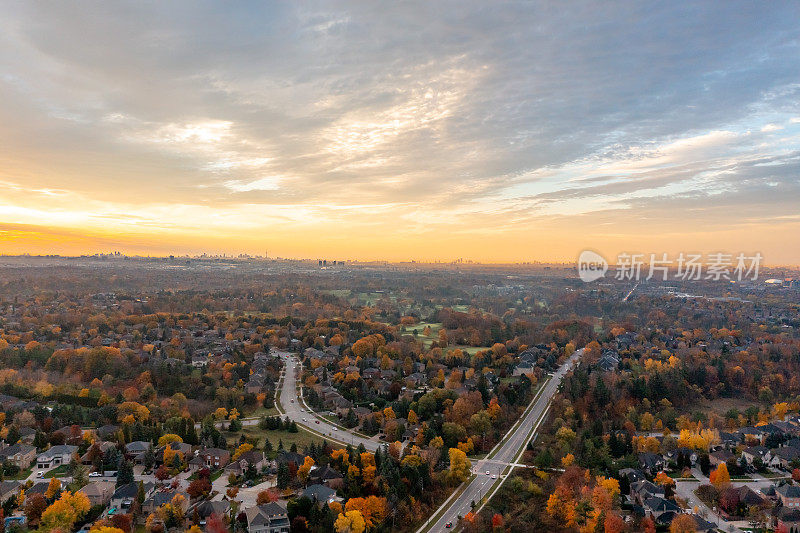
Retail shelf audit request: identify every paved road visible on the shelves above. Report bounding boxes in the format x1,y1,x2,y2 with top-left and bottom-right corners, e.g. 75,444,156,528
419,349,583,532
277,352,382,452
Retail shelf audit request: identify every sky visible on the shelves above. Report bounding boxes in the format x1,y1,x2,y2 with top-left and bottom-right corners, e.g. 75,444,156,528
1,1,799,263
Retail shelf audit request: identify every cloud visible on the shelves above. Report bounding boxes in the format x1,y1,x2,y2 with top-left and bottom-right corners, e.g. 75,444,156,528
0,2,798,261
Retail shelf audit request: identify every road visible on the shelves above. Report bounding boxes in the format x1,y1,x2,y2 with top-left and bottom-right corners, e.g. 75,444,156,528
419,349,583,532
277,352,382,452
673,467,780,533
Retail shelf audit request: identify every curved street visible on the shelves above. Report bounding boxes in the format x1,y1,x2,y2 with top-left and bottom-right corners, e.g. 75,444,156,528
277,351,382,452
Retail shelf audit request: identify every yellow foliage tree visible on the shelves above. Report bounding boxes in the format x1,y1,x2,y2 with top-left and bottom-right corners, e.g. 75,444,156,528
334,510,366,533
298,456,315,484
45,478,62,500
232,443,253,461
448,448,471,484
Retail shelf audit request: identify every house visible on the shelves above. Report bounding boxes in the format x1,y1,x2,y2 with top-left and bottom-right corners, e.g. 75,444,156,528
775,506,800,533
618,468,645,487
637,452,665,474
0,443,37,469
642,496,680,519
37,444,78,469
739,427,765,444
78,481,116,506
512,361,535,377
110,482,155,512
195,448,230,470
630,480,664,506
729,485,766,507
690,514,716,533
143,490,189,515
225,450,267,476
771,446,800,469
308,465,343,487
597,350,620,372
777,485,800,508
665,447,697,466
28,481,58,495
0,481,20,500
95,425,120,440
125,441,151,463
301,484,339,505
741,445,770,465
194,500,229,525
244,502,290,533
709,449,734,467
81,441,116,465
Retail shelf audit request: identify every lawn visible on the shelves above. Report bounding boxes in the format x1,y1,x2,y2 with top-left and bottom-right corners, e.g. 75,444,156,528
245,405,280,418
223,424,331,452
43,464,70,478
6,467,32,480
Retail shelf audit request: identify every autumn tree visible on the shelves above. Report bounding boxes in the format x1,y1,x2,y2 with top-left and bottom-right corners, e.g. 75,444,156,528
709,463,730,488
186,478,211,499
669,514,697,533
24,493,48,526
448,448,471,484
334,510,366,533
344,496,387,530
298,456,315,485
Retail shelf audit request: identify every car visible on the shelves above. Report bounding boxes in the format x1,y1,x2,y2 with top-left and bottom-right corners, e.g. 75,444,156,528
290,399,294,403
89,472,102,477
485,470,490,475
333,427,337,431
36,471,44,478
491,474,497,479
315,420,320,424
302,418,307,422
445,522,452,529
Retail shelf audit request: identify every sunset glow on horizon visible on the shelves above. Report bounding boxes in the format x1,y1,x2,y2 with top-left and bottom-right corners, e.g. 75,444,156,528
1,3,799,263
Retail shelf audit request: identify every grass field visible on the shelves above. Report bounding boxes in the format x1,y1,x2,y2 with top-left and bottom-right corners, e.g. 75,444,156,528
7,467,32,480
245,405,280,418
43,464,70,478
223,424,330,452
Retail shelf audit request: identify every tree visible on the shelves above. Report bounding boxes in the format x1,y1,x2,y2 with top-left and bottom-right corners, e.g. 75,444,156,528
93,528,125,533
155,464,171,483
277,462,290,490
232,443,253,461
491,513,504,529
654,471,675,487
117,459,135,487
186,478,211,499
206,513,226,533
669,514,697,533
298,456,315,485
158,434,183,447
110,513,133,533
45,477,62,500
344,496,387,530
24,493,47,526
604,512,625,533
257,488,279,504
39,491,90,532
334,510,366,533
448,448,471,484
709,463,730,488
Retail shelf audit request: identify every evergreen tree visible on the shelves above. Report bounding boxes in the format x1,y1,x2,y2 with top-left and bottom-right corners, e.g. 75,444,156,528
117,459,134,487
277,462,290,489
